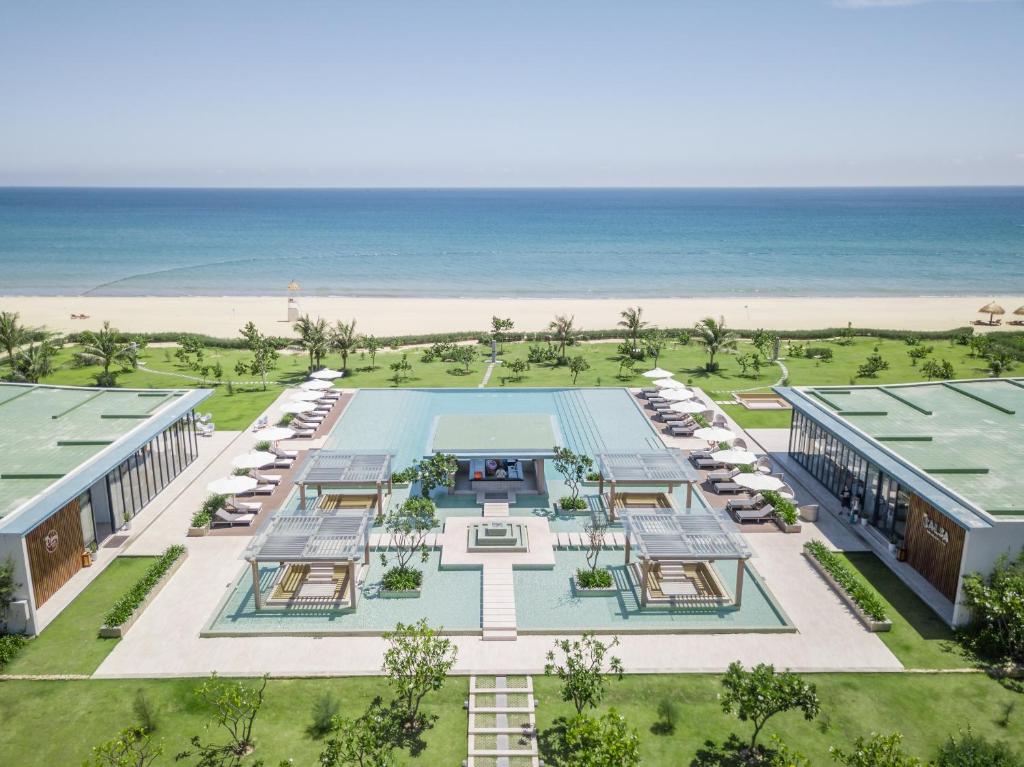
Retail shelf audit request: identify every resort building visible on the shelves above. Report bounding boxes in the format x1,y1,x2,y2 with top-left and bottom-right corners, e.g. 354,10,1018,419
0,383,210,634
776,378,1024,625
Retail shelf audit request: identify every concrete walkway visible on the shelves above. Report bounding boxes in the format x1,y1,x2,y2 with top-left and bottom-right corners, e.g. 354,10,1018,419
482,566,518,641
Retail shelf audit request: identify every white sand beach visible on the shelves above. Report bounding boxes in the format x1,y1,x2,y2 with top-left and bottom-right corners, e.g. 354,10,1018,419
2,295,1020,338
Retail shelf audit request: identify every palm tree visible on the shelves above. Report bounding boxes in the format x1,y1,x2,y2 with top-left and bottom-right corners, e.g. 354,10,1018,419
12,339,56,383
0,311,27,371
294,314,329,371
618,306,647,350
691,316,737,372
331,319,360,371
78,321,137,386
548,314,580,362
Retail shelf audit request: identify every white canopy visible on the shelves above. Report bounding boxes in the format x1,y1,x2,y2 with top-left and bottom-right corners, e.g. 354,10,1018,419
232,451,278,470
300,379,333,391
642,367,674,379
309,368,343,380
207,476,259,495
259,426,296,441
670,400,706,414
659,389,694,402
280,401,317,414
694,426,736,443
735,473,784,491
655,378,688,390
290,390,322,401
711,449,758,466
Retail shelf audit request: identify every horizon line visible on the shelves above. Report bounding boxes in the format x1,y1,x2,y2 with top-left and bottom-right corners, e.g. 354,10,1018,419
2,183,1024,191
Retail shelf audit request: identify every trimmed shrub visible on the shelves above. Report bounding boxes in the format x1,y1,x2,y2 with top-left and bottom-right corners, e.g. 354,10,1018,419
0,633,27,670
559,496,588,511
576,569,613,589
959,551,1024,664
763,490,798,526
381,566,422,592
804,540,887,621
102,546,185,628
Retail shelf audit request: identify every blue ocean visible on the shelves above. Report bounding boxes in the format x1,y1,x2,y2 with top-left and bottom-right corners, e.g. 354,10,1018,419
0,187,1021,297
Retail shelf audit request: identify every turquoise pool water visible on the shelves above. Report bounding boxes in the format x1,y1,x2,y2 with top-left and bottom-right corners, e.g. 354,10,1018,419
515,551,791,632
204,551,481,636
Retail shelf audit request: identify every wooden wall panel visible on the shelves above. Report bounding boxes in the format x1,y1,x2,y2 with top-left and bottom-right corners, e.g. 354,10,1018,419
904,494,965,602
26,498,84,608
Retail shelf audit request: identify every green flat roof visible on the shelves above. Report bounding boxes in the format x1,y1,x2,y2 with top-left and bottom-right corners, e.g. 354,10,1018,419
796,378,1024,518
429,414,560,457
0,383,209,528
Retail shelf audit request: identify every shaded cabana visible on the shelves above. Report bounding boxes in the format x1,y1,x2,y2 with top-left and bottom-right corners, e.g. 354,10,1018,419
596,450,701,519
243,509,373,610
621,509,752,607
293,451,393,517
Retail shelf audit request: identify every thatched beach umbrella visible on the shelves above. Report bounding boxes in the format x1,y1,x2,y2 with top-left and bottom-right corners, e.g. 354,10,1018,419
978,301,1005,324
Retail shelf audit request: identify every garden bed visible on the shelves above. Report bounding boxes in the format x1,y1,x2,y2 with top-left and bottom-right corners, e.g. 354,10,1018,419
572,568,617,597
380,588,421,599
803,548,891,632
99,547,188,638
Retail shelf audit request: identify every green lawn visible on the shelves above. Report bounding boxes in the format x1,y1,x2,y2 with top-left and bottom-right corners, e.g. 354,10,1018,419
836,552,970,669
0,676,467,766
533,673,1023,765
32,335,1009,433
3,556,157,676
0,673,1019,766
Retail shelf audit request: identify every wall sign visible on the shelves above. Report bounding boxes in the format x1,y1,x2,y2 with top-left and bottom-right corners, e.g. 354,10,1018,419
44,529,60,553
921,513,949,545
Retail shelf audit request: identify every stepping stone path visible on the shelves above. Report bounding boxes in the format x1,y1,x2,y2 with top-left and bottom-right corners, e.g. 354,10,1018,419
466,674,539,767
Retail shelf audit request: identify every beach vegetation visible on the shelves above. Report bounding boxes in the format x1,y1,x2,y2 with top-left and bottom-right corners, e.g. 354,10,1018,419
921,358,955,381
906,344,932,366
234,321,278,391
77,321,139,387
568,353,590,383
545,632,624,715
836,323,857,346
751,328,779,360
382,619,457,728
804,346,833,362
856,353,890,378
293,314,330,371
0,310,29,371
363,334,382,369
504,356,528,382
389,353,413,384
330,318,360,371
618,306,647,350
8,336,57,383
692,316,738,372
449,343,476,374
643,328,668,367
490,315,515,352
986,351,1015,377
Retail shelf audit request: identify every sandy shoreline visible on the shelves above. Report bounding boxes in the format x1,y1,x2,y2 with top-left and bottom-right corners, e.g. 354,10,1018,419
2,295,1020,337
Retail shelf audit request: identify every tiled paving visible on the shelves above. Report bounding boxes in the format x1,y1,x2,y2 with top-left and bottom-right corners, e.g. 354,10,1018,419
467,675,539,767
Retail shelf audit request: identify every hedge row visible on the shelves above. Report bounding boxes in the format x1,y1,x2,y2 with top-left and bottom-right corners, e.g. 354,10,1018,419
101,545,185,629
63,325,982,351
804,540,887,622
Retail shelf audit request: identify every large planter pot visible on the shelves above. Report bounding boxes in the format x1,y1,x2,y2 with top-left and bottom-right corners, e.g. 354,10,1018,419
187,525,209,538
799,505,819,523
775,518,802,534
802,551,891,632
99,549,189,638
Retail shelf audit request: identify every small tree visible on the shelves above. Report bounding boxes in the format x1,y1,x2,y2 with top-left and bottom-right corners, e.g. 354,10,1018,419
568,354,590,384
188,673,269,758
11,338,56,383
234,322,278,391
719,661,820,752
78,321,139,387
552,446,593,505
856,354,889,379
363,335,382,369
507,357,528,382
0,311,28,372
584,519,607,574
906,345,932,367
381,497,437,573
382,619,457,727
389,354,412,384
544,633,624,715
549,710,640,767
331,319,360,371
751,328,779,360
175,334,206,373
921,359,955,381
618,306,647,350
451,344,476,373
935,727,1023,767
86,727,163,767
490,316,515,352
692,316,738,372
319,698,399,767
413,453,458,498
643,329,667,368
617,357,636,380
294,314,329,371
548,314,580,362
830,732,922,767
960,550,1024,664
988,351,1016,377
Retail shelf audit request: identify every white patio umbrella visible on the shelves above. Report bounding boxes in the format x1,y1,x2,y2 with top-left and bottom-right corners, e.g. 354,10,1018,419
290,390,322,401
658,389,694,402
280,401,316,414
232,451,278,470
735,473,784,492
642,367,674,379
259,426,295,442
711,449,758,466
694,426,736,443
309,368,343,380
207,476,258,496
300,379,333,391
655,378,688,390
670,400,705,414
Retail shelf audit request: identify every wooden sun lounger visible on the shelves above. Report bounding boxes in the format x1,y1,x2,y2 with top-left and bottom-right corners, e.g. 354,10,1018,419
732,504,775,524
212,509,255,527
713,481,743,494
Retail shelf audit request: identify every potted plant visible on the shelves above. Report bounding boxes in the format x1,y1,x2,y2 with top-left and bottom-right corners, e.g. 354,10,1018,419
763,491,801,533
81,549,93,567
379,497,437,597
188,494,226,537
573,521,616,596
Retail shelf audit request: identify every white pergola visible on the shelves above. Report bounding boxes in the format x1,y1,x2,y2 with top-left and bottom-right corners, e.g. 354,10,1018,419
595,450,701,518
243,509,373,610
621,510,752,607
293,451,393,517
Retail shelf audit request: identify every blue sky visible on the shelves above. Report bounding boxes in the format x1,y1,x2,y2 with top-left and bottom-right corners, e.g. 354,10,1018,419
1,0,1022,187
